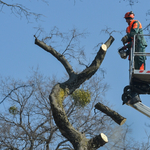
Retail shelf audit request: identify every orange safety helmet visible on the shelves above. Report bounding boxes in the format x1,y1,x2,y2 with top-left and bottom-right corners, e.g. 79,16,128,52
124,11,135,19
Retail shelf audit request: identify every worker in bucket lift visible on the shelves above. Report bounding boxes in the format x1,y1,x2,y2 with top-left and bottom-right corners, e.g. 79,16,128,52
119,11,147,70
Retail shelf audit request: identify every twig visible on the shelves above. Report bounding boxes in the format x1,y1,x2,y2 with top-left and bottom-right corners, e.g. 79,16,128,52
0,84,34,104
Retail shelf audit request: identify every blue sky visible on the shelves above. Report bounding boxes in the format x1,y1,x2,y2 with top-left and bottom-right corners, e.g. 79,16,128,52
0,0,150,146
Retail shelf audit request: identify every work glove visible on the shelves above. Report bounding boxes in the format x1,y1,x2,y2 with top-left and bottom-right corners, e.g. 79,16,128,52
121,35,129,45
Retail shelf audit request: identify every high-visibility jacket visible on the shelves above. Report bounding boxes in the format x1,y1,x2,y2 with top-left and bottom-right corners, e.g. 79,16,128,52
126,19,147,48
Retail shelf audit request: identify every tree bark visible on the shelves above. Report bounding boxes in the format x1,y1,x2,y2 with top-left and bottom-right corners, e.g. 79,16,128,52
95,102,126,125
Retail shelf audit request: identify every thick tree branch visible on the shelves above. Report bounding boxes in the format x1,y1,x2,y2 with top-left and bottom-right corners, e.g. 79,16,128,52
80,36,114,78
50,84,83,149
95,102,126,125
34,37,75,77
64,36,115,94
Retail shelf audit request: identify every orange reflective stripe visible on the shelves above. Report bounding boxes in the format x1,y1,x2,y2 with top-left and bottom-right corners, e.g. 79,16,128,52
140,63,144,70
132,21,142,29
132,22,138,29
138,21,142,29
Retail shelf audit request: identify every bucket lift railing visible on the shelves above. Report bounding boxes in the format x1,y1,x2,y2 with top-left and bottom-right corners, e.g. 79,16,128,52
129,34,150,84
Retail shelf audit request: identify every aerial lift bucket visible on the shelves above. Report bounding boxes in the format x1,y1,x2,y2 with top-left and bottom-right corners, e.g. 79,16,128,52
122,34,150,117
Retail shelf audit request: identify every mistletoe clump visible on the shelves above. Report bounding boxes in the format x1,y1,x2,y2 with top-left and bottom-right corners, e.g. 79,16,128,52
9,105,18,115
71,89,91,107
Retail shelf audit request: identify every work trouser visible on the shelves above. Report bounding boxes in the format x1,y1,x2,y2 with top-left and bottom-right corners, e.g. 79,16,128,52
134,45,146,70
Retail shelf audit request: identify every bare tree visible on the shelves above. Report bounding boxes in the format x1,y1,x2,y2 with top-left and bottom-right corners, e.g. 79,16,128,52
0,73,58,150
0,70,127,150
33,26,122,149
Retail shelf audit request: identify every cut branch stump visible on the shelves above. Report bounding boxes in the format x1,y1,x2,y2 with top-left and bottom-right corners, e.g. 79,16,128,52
95,102,126,125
